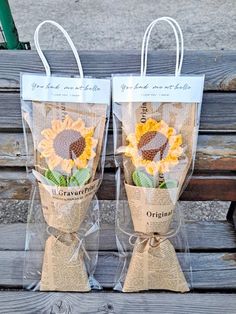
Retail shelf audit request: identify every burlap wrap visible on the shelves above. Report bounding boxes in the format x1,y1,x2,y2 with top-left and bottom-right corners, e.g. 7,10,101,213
38,180,99,233
125,183,178,234
30,101,108,291
38,179,99,291
40,234,90,292
123,183,189,292
123,235,189,292
118,102,197,292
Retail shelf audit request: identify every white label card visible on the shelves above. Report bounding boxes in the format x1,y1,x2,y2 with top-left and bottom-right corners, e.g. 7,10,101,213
113,76,205,103
21,74,111,104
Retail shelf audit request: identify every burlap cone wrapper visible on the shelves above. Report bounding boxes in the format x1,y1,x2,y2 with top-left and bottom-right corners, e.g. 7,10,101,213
29,101,108,291
123,235,189,292
122,183,189,293
40,234,90,292
117,102,197,292
38,180,99,233
39,179,99,291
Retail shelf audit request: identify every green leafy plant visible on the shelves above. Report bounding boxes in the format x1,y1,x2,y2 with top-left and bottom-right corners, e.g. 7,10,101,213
44,168,91,187
132,170,178,189
69,168,91,187
45,170,67,186
132,170,156,188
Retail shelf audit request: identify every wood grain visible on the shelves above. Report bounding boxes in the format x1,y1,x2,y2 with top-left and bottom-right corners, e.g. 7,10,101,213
1,92,236,131
0,221,235,252
0,133,235,171
0,250,235,289
0,292,235,314
0,50,236,91
0,170,236,201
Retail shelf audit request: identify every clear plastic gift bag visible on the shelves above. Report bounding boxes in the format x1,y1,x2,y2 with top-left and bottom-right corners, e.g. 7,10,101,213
112,17,204,292
21,21,110,291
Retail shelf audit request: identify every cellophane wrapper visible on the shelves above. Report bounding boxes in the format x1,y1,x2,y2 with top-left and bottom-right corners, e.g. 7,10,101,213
21,73,110,291
113,75,204,292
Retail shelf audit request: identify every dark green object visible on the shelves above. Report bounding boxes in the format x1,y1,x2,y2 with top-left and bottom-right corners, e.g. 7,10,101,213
0,0,30,49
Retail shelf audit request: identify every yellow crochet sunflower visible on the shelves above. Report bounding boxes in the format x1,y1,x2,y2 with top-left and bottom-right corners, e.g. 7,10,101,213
38,115,97,173
124,118,183,175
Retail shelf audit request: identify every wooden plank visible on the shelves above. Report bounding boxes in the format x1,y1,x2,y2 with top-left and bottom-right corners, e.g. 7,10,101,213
182,176,236,201
0,170,236,201
0,251,235,290
0,50,236,91
1,92,236,131
0,292,235,314
0,221,235,252
0,133,235,171
0,292,236,314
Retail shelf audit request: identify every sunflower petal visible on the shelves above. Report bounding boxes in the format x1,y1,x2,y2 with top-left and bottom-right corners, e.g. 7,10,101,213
41,129,55,140
51,119,62,132
41,148,55,158
61,159,74,173
127,133,136,144
72,118,85,130
145,118,159,132
47,155,62,170
38,139,53,149
63,115,73,128
74,158,87,169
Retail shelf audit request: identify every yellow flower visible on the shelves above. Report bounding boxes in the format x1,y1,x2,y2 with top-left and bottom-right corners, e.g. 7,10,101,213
124,118,183,175
38,115,97,173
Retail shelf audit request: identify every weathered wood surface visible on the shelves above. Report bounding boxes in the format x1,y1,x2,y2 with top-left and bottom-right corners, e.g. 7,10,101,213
0,221,235,252
0,250,235,289
0,292,235,314
0,50,236,91
1,170,236,201
1,92,236,132
1,133,235,171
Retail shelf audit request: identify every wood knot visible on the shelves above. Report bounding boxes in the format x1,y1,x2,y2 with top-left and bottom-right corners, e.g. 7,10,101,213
97,303,115,313
50,300,72,314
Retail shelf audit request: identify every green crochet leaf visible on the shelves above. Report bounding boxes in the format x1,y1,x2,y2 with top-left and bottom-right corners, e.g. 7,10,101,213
132,170,155,188
159,180,178,189
69,168,91,187
45,170,67,187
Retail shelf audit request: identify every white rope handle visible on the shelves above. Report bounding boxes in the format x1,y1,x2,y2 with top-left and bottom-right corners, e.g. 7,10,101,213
141,17,184,76
34,20,84,78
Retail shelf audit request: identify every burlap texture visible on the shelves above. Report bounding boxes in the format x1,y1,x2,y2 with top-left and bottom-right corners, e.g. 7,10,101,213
40,234,90,292
123,236,189,293
38,180,99,233
30,101,108,292
125,183,177,234
119,102,197,292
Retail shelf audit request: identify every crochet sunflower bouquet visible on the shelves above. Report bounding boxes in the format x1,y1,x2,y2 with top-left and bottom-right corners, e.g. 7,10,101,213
113,100,200,293
112,17,204,293
25,101,109,292
21,21,111,292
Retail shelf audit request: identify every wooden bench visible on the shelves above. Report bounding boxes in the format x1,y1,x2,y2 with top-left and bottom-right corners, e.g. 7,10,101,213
0,50,235,313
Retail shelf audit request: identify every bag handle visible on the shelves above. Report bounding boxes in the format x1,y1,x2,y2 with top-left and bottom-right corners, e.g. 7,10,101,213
34,20,84,78
141,17,184,77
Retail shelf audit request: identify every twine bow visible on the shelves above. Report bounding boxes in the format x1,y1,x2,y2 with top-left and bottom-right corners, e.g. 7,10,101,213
129,233,162,247
117,213,182,249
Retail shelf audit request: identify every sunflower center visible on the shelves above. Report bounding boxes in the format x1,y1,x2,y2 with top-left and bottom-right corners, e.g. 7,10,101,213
53,129,86,160
137,131,169,161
